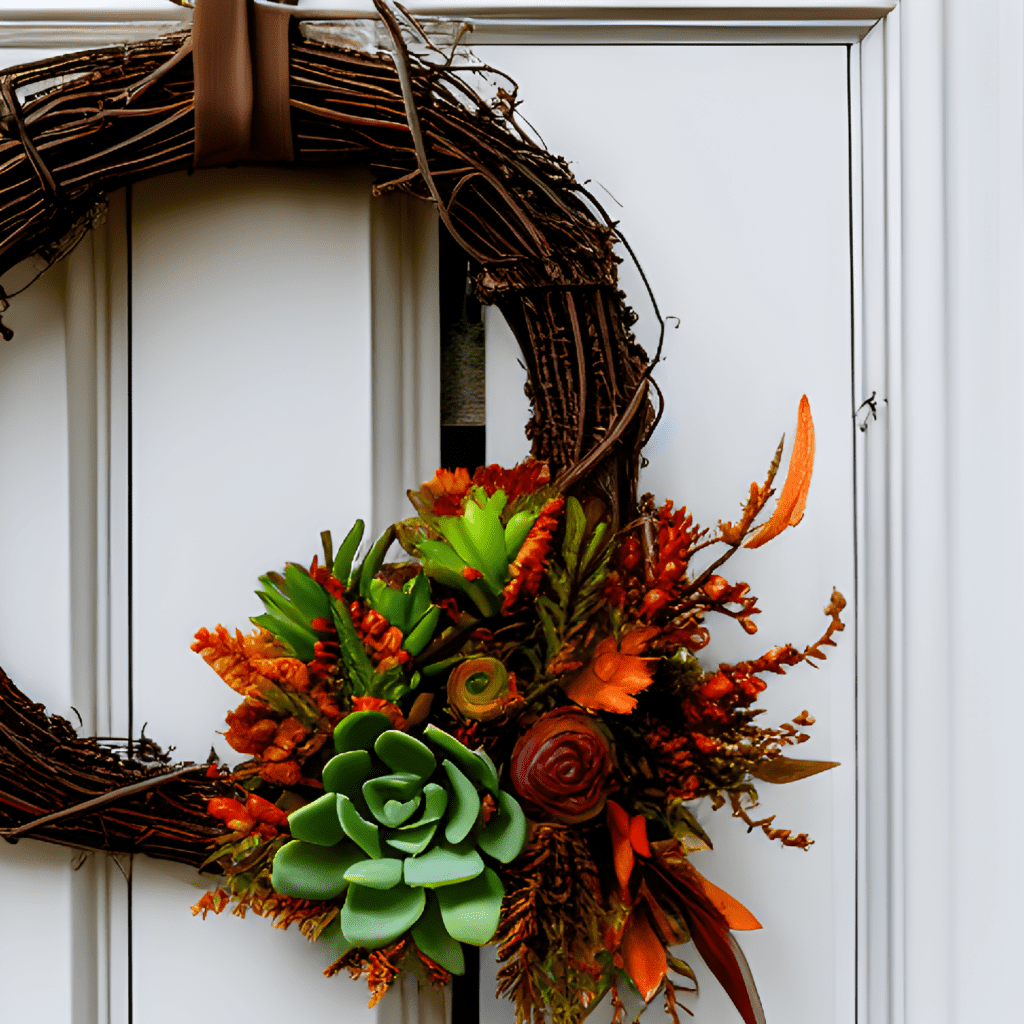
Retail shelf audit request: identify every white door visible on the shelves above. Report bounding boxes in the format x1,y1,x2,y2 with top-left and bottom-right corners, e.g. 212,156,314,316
0,19,856,1024
483,43,856,1024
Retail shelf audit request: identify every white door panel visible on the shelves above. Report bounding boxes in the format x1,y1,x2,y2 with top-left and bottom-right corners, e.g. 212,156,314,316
129,166,378,1022
0,264,77,1024
483,44,855,1024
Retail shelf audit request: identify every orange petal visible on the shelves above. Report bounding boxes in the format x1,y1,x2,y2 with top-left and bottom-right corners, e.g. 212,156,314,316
689,864,762,931
630,814,652,858
607,801,635,894
566,668,643,714
619,625,660,656
620,906,668,1002
746,395,815,549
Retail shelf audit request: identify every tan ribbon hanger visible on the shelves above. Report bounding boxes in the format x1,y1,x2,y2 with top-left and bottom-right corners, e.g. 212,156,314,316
191,0,441,170
192,0,305,167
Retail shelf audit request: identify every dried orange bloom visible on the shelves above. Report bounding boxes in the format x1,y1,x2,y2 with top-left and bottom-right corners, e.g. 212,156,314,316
410,467,473,517
191,626,260,695
565,627,660,714
249,657,311,694
503,496,564,611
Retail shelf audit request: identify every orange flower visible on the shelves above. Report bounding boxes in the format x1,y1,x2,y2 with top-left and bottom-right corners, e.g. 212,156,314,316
746,395,815,548
410,467,473,517
223,703,278,755
606,804,667,1002
565,627,659,714
502,496,564,611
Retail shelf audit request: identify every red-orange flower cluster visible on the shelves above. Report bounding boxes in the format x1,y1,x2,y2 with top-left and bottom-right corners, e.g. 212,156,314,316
348,600,411,673
207,793,289,840
502,496,564,611
410,459,552,518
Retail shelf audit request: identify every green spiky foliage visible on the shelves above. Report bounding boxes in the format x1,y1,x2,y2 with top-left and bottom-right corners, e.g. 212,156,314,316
251,521,441,703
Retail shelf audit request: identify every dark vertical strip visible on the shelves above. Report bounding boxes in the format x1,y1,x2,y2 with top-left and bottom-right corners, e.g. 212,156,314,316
125,184,135,1024
439,222,486,473
126,184,134,766
845,44,860,1024
127,861,134,1024
451,944,480,1024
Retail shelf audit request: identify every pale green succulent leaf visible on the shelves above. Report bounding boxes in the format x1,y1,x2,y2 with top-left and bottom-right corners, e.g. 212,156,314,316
341,882,426,950
412,892,466,976
288,792,345,847
436,867,504,946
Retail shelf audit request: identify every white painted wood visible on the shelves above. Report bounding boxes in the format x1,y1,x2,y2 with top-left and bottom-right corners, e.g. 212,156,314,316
896,5,1024,1024
0,249,77,1024
127,165,381,1022
0,2,892,49
3,5,1022,1024
481,42,856,1024
371,192,441,532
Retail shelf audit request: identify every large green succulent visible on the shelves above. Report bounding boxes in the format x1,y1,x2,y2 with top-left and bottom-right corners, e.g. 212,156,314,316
271,710,527,975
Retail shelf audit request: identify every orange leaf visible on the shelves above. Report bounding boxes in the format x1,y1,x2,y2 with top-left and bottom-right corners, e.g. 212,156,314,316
630,813,651,858
620,905,668,1002
745,395,815,549
607,800,634,894
689,864,762,931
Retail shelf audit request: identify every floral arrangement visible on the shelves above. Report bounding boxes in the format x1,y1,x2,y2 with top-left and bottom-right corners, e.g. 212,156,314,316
189,395,843,1024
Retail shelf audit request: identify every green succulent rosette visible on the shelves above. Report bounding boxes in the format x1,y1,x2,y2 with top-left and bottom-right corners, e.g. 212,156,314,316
271,710,527,975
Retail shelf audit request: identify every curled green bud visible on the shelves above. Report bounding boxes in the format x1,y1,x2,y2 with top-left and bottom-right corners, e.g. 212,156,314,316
447,658,511,722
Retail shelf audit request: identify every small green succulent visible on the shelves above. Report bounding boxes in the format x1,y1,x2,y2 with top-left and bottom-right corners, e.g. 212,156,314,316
403,487,548,617
271,710,527,975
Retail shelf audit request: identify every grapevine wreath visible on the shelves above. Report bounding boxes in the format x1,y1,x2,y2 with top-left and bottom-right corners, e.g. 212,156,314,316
0,3,846,1022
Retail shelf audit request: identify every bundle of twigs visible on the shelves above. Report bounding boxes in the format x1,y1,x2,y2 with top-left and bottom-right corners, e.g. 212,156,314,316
0,11,658,514
0,669,227,865
0,6,659,867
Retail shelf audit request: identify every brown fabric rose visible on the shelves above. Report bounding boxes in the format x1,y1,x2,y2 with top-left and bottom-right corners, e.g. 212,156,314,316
510,707,613,823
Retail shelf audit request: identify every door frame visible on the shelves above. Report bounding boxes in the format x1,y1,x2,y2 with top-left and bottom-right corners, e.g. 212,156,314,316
0,5,942,1023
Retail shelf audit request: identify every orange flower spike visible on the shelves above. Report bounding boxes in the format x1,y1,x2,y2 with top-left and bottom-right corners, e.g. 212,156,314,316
565,628,658,715
191,626,261,695
746,395,815,549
